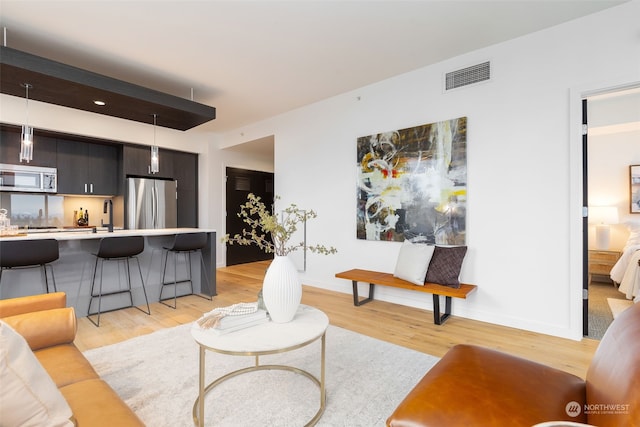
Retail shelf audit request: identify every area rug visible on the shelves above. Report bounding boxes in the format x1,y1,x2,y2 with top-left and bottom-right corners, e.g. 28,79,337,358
588,282,622,339
84,323,438,426
607,297,634,319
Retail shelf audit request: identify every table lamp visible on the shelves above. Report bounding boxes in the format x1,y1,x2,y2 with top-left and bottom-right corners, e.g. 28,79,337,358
589,206,619,250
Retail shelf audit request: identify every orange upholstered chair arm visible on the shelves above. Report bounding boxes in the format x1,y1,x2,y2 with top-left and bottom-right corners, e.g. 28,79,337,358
0,292,67,317
2,307,77,351
0,293,76,351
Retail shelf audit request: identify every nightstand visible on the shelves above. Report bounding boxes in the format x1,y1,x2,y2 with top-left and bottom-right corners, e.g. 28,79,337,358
588,250,621,285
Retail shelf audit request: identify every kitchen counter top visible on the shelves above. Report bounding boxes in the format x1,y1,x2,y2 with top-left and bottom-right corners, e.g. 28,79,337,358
0,228,217,316
1,227,216,241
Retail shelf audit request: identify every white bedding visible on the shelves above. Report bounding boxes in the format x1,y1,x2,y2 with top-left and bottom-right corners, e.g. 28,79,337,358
611,244,640,302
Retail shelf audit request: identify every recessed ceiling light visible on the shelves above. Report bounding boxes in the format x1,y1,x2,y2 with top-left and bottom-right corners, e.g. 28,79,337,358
93,100,106,106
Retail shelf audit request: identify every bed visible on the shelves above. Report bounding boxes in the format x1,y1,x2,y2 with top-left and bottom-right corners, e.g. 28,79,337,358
610,223,640,302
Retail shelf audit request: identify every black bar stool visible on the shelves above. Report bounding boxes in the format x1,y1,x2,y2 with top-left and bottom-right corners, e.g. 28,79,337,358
88,236,151,326
160,232,212,309
0,239,59,294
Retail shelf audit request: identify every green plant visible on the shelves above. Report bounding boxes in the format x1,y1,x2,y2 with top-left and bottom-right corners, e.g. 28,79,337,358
223,193,337,257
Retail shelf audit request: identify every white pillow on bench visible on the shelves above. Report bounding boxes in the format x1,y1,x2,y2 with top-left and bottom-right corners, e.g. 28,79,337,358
393,240,435,285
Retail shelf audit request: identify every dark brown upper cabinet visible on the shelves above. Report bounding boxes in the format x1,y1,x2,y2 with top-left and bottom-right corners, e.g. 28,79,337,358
0,126,57,167
57,139,119,195
123,145,174,179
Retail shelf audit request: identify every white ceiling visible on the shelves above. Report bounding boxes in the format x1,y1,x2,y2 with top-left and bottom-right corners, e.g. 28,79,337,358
0,0,629,133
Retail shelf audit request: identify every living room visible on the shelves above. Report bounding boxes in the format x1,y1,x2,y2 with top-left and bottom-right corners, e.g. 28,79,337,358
3,1,637,340
215,1,640,341
1,1,639,426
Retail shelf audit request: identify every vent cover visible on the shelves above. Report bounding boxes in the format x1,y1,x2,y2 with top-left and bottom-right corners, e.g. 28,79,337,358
445,61,491,91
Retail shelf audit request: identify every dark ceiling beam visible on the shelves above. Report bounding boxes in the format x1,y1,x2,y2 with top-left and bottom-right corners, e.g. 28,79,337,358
0,46,216,131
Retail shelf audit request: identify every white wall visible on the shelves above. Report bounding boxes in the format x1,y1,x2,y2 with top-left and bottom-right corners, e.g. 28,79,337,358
588,128,640,250
216,1,640,339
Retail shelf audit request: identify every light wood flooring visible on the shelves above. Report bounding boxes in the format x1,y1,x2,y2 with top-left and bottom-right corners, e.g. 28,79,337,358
75,261,599,379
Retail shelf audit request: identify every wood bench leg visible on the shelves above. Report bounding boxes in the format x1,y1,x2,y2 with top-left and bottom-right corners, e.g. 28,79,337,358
433,295,452,325
352,281,375,306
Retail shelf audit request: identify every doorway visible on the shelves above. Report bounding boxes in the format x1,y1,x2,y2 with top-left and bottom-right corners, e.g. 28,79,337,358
225,167,275,266
581,85,640,338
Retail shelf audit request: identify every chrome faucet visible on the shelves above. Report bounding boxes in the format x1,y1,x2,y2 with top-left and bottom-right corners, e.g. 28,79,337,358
101,199,114,232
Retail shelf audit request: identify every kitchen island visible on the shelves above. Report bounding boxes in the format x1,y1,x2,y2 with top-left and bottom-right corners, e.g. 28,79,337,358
0,228,216,318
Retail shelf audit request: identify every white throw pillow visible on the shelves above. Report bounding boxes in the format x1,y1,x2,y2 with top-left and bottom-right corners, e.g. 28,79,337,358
393,240,435,285
0,320,74,427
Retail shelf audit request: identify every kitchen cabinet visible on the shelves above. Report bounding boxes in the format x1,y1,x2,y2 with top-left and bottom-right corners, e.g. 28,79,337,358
123,145,174,179
57,139,120,195
0,126,57,167
172,150,198,228
1,122,199,227
123,145,198,227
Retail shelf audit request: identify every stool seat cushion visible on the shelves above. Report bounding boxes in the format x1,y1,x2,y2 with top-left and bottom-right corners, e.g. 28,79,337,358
165,232,207,252
0,239,59,268
95,236,144,259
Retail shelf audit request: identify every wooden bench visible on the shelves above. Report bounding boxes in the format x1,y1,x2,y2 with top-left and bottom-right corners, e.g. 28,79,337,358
335,269,477,325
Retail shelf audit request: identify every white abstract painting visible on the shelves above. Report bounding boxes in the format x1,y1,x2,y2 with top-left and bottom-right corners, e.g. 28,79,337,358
356,117,467,244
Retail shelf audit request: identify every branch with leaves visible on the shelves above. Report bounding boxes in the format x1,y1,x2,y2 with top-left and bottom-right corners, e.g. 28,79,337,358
223,193,338,257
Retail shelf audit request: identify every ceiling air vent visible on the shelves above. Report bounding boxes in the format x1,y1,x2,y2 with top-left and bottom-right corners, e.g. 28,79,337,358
445,61,491,91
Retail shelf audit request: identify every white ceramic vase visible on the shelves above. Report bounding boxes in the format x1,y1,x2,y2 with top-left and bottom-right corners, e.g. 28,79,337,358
262,255,302,323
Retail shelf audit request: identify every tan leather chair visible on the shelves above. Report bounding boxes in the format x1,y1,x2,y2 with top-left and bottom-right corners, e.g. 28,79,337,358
387,302,640,427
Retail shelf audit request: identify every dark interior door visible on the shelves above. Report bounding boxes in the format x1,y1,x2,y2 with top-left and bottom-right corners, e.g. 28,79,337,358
225,167,274,266
582,98,589,336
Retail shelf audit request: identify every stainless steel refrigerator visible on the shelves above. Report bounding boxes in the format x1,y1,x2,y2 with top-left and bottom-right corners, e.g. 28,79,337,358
127,177,177,229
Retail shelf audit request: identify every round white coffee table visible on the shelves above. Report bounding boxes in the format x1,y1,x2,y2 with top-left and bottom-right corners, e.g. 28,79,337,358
190,304,329,427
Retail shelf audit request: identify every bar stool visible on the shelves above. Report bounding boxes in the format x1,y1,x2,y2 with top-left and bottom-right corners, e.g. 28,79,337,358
0,239,59,294
88,236,151,326
159,232,212,309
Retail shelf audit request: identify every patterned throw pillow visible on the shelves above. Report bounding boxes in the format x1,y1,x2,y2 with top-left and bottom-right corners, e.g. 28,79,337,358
425,246,467,288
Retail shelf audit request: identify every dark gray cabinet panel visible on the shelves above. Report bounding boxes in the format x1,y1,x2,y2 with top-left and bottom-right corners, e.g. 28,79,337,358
123,145,174,179
0,126,57,167
172,150,198,228
57,140,119,195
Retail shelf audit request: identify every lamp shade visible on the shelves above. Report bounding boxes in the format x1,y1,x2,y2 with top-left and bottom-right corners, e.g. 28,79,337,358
589,206,619,225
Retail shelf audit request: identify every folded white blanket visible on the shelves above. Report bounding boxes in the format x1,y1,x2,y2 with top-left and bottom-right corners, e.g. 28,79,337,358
197,302,258,329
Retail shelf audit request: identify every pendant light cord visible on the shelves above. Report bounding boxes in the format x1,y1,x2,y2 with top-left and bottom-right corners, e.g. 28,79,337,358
24,83,30,127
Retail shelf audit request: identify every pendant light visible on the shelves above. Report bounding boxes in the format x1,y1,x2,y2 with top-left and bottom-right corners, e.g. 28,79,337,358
150,114,159,174
20,83,33,163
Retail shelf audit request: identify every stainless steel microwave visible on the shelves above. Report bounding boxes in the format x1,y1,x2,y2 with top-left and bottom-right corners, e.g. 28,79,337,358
0,163,57,193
